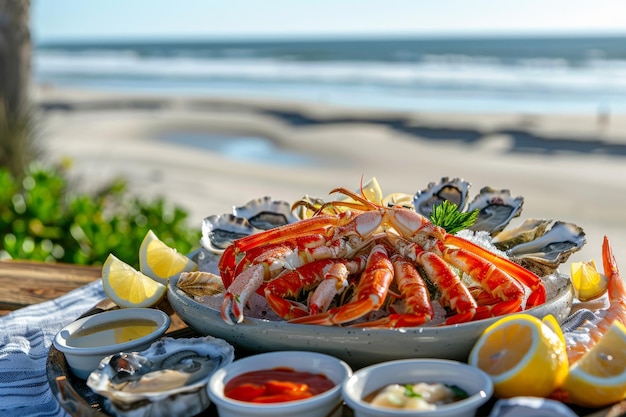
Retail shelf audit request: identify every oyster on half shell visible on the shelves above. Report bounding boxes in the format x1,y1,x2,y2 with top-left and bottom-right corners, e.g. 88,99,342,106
467,186,524,235
87,336,234,417
492,218,553,251
413,177,471,218
500,221,586,276
201,196,299,253
233,196,299,230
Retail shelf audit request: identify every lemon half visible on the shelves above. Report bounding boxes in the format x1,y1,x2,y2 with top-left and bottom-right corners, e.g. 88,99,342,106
561,320,626,408
468,314,568,398
139,230,197,285
102,253,167,308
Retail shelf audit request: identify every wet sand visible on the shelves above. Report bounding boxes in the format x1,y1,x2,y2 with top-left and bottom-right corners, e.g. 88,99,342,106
34,86,626,266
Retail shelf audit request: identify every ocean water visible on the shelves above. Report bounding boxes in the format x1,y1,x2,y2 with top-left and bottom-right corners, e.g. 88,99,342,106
33,35,626,114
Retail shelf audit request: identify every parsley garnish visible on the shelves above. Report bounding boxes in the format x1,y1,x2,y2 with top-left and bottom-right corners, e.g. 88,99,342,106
430,200,479,234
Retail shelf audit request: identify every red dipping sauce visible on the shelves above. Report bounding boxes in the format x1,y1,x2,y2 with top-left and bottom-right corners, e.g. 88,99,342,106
224,367,335,403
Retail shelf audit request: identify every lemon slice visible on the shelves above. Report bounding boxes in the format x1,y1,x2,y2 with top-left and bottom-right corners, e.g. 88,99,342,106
139,230,197,285
570,259,608,301
561,320,626,408
102,253,167,308
468,313,568,398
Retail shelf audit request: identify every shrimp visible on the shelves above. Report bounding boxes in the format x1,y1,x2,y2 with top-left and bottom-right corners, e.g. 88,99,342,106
566,236,626,364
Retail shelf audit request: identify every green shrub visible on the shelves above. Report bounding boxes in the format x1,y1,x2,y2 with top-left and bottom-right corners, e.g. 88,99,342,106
0,162,199,268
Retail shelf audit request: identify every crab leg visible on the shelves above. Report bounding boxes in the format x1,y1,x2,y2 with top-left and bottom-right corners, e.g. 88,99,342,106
232,215,338,253
383,205,546,307
429,241,525,319
220,208,386,325
352,253,434,328
308,255,368,315
264,260,337,320
396,241,478,324
264,257,366,320
444,234,546,307
289,244,394,325
221,242,299,324
219,241,295,289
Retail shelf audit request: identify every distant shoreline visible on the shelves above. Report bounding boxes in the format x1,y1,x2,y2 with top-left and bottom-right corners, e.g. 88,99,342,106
34,85,626,149
32,85,626,266
35,32,626,47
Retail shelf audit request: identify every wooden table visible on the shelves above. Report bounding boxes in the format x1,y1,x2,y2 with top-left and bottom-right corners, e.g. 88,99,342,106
0,260,102,315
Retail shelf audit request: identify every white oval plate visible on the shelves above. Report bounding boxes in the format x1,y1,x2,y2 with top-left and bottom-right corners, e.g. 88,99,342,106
168,274,573,369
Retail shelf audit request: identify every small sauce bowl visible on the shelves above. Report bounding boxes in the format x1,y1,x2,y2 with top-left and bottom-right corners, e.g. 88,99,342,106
53,308,170,379
208,351,352,417
342,359,493,417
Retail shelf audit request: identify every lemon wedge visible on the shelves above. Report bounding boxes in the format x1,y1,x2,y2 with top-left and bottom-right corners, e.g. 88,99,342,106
336,177,383,205
561,320,626,408
468,313,568,398
360,177,383,204
570,259,608,301
102,253,167,308
139,230,197,285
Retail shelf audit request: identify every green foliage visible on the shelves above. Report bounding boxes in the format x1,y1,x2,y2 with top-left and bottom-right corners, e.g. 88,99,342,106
0,163,199,269
429,200,479,235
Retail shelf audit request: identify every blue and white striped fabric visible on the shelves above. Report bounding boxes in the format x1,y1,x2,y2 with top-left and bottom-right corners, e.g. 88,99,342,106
0,280,106,417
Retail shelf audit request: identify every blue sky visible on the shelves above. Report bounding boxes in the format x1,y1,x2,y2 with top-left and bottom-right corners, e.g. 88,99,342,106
32,0,626,43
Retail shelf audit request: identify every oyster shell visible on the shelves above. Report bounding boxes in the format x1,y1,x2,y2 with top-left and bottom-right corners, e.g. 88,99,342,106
201,197,299,254
505,221,586,276
87,336,234,417
492,218,553,251
467,186,524,235
233,196,299,230
413,177,471,218
177,271,225,297
201,214,256,253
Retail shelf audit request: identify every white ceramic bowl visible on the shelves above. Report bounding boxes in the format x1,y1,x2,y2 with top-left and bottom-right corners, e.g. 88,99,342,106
208,351,352,417
168,272,573,369
53,308,170,379
342,359,493,417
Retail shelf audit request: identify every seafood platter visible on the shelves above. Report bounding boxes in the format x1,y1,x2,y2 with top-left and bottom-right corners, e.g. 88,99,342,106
170,177,583,368
48,176,626,417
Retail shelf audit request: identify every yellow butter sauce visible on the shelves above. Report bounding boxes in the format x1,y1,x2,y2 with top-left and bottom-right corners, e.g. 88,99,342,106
67,318,158,347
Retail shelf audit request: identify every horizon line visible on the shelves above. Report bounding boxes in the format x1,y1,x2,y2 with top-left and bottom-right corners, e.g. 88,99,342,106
34,29,626,46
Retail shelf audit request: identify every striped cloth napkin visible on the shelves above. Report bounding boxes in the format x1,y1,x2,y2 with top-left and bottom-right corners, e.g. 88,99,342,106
0,280,106,417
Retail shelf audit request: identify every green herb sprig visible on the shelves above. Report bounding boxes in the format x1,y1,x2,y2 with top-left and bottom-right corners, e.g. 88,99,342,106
403,384,422,398
429,200,479,234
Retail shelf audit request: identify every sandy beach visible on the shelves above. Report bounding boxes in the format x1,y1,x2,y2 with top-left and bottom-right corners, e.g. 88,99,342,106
33,86,626,266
